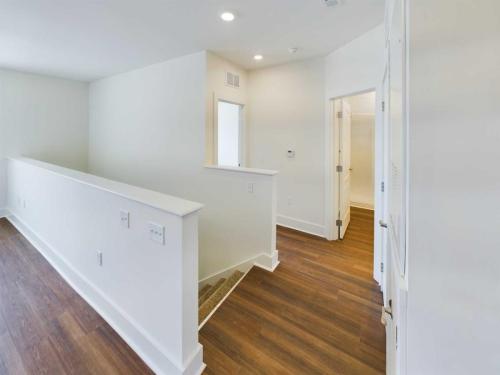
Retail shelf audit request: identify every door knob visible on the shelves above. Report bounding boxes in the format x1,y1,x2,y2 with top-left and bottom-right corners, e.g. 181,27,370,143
379,220,388,228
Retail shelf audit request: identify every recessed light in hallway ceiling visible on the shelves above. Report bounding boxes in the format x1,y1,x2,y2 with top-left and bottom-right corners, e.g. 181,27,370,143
220,12,235,22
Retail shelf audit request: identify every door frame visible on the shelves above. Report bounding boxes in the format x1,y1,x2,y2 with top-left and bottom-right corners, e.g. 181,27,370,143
325,87,384,283
213,95,246,167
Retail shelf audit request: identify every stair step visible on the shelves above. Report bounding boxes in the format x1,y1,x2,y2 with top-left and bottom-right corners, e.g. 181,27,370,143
199,278,226,307
199,270,244,324
199,284,212,299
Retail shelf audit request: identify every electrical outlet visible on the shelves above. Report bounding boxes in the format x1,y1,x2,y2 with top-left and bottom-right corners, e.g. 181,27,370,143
247,183,254,194
97,251,103,266
287,196,293,206
120,210,130,228
148,222,165,245
22,199,26,209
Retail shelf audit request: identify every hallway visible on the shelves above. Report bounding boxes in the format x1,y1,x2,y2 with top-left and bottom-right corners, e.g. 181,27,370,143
0,219,153,374
200,207,385,374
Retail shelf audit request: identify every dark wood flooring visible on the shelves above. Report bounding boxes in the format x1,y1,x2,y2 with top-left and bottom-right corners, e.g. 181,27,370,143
0,218,153,375
200,207,385,374
0,207,384,374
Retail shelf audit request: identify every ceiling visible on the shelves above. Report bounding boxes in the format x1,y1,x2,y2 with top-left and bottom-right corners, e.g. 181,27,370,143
0,0,384,81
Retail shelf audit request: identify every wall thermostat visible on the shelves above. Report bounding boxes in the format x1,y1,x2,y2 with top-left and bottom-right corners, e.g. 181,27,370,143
287,150,296,158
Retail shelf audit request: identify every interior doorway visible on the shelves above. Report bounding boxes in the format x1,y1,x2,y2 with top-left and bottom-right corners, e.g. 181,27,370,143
215,100,244,167
332,91,376,240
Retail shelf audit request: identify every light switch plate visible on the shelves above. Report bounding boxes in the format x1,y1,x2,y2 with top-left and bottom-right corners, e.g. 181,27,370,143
120,210,130,228
148,222,165,245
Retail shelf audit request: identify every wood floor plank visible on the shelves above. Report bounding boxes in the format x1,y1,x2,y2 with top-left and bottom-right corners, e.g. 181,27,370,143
0,332,27,375
200,208,385,374
0,218,152,374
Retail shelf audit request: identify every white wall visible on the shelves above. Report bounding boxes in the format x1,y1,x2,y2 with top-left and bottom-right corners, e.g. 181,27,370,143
245,27,384,239
325,25,385,99
0,69,89,207
0,69,89,168
347,92,375,209
206,52,248,165
407,1,500,374
247,58,326,236
6,158,204,375
89,51,278,282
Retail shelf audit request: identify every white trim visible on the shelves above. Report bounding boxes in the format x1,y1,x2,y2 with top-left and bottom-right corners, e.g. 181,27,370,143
254,250,280,272
4,212,204,375
276,215,325,238
204,165,278,176
199,250,280,290
350,202,375,210
198,267,250,330
8,158,203,217
325,88,378,242
199,254,258,288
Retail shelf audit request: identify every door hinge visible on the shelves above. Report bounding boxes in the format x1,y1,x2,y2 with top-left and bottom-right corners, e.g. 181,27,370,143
381,101,385,112
396,325,398,348
381,262,384,273
336,219,343,227
336,111,343,119
336,165,343,172
381,181,385,192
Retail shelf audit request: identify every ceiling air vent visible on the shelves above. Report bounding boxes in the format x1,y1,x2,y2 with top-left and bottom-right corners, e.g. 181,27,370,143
225,71,240,88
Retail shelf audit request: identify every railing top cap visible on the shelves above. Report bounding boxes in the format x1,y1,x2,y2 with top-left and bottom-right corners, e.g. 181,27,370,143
8,157,204,217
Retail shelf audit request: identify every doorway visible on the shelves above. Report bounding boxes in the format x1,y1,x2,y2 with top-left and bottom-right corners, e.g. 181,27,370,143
332,91,376,240
215,100,244,167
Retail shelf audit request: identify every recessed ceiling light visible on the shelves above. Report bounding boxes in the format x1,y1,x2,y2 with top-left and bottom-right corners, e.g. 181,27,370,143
254,54,263,61
220,12,235,22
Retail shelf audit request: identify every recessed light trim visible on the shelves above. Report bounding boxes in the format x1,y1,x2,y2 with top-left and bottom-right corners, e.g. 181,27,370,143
253,54,263,61
220,12,235,22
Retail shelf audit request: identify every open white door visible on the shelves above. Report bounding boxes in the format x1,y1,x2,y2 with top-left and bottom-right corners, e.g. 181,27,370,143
382,0,408,374
337,99,352,239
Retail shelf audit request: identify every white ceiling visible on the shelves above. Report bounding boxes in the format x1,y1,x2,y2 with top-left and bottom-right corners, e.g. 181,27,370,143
0,0,384,81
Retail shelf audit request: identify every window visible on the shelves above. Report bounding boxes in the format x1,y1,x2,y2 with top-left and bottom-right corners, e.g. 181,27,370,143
217,101,243,167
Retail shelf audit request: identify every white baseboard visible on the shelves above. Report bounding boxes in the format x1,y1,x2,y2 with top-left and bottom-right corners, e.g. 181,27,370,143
350,201,374,210
277,215,325,238
5,213,204,375
254,250,280,272
197,250,279,330
198,267,250,330
199,250,280,289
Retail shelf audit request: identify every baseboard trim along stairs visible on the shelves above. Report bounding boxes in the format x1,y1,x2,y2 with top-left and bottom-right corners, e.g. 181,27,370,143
199,270,245,329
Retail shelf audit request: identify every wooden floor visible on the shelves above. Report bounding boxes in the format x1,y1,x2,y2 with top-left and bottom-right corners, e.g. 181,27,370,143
0,218,153,375
200,207,385,374
0,207,384,374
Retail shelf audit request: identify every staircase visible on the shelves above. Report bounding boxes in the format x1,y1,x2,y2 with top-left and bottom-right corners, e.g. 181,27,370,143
199,270,244,325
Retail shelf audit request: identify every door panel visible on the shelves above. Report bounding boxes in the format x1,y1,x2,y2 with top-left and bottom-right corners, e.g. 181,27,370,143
338,99,352,238
388,0,407,274
384,0,408,374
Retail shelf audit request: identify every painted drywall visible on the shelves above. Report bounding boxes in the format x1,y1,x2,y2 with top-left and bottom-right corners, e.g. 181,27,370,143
347,92,375,209
246,28,384,238
325,25,385,99
407,1,500,374
0,69,89,207
0,69,89,168
247,58,326,236
89,51,278,282
6,158,204,375
206,52,248,165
